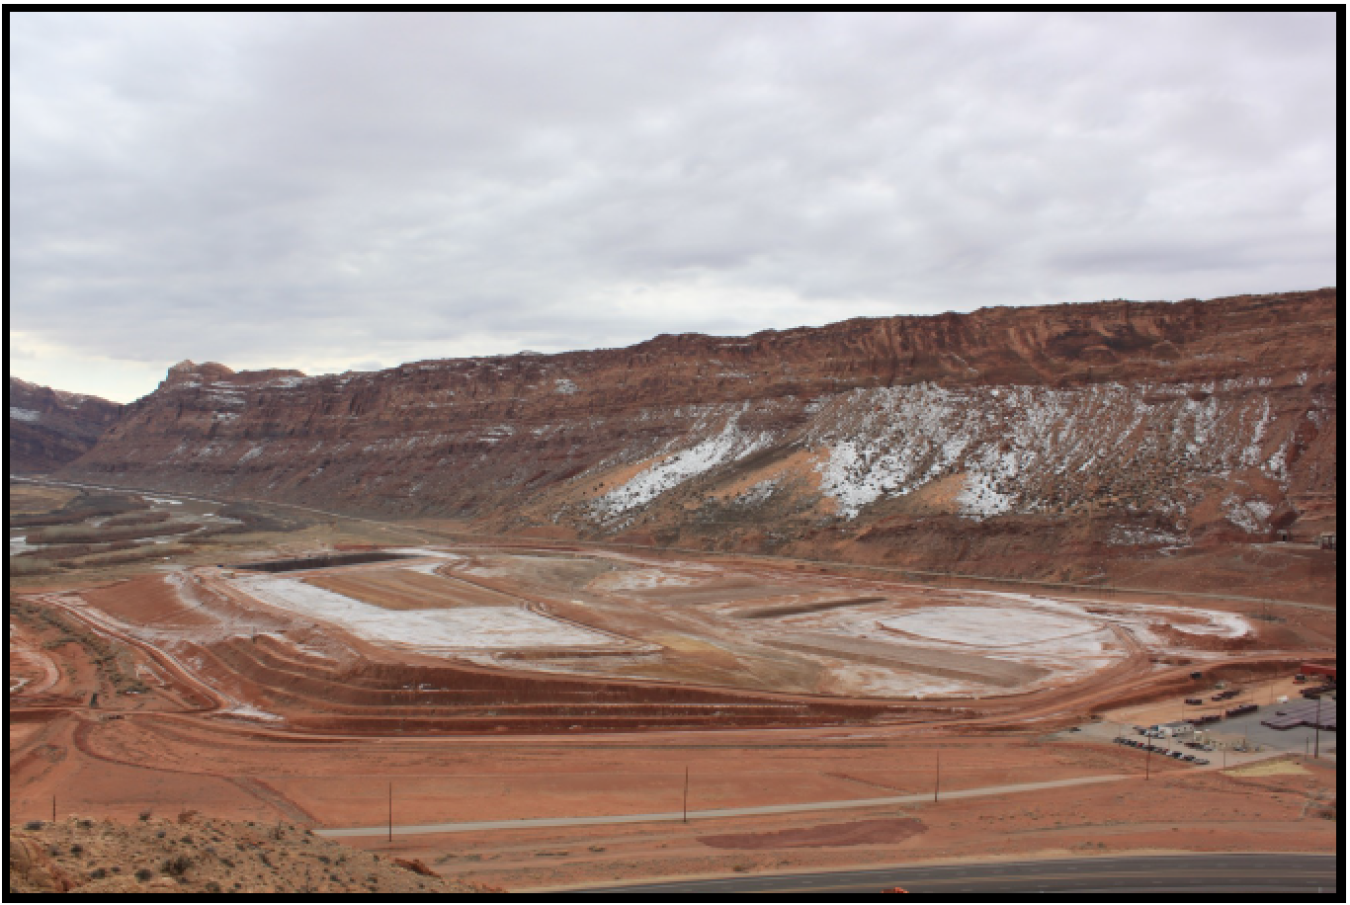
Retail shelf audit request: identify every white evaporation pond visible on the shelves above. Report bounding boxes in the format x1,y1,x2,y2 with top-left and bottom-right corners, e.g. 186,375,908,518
599,569,702,591
879,605,1094,647
231,575,621,652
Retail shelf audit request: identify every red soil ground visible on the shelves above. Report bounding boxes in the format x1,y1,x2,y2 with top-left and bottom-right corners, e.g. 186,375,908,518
8,543,1338,891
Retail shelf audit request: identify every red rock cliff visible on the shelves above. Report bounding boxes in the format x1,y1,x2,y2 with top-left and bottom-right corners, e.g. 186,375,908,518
8,377,123,474
62,289,1337,581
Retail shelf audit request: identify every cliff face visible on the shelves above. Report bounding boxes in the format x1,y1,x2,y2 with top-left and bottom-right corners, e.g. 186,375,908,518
63,289,1337,579
8,378,123,474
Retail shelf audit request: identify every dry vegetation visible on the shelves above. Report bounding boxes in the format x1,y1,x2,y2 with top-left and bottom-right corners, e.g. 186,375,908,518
8,816,500,894
9,597,148,696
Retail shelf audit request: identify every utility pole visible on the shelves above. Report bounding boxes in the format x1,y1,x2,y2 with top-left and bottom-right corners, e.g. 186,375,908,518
388,782,392,843
682,767,690,823
52,795,56,822
934,752,940,802
1314,697,1322,758
1145,743,1151,780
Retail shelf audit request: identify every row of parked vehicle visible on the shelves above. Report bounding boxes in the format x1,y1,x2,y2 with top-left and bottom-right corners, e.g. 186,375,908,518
1112,737,1210,764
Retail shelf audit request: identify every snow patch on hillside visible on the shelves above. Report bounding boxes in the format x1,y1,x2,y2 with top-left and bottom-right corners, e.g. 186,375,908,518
595,409,772,515
1224,496,1272,534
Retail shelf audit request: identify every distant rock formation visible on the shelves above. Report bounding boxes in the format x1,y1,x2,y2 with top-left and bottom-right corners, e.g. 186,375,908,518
62,289,1338,582
8,377,122,474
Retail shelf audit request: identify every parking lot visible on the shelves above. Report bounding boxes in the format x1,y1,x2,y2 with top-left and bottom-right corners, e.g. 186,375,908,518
1066,691,1338,768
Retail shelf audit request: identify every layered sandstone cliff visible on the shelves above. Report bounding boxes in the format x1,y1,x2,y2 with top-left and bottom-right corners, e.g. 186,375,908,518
62,289,1337,582
8,377,123,474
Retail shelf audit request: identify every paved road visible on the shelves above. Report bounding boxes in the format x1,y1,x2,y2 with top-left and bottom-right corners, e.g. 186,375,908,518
315,773,1129,838
572,853,1339,895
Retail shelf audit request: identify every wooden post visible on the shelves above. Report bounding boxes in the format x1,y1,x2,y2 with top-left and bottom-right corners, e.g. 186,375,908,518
682,767,689,823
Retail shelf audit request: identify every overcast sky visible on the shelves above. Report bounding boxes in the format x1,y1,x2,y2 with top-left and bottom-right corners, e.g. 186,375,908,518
10,11,1337,403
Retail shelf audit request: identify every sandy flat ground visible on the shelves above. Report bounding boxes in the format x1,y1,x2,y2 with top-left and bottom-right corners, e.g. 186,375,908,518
8,709,1337,891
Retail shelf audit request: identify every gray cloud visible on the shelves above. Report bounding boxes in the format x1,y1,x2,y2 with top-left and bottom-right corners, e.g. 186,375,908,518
10,11,1337,401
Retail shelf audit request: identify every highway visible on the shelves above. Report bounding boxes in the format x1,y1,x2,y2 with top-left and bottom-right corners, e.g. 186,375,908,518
571,853,1339,895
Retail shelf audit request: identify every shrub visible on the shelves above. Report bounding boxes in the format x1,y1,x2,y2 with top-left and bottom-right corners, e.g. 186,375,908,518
161,854,192,877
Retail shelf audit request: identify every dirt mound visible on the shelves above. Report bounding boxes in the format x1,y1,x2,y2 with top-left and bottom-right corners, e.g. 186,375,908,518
698,817,926,850
6,815,500,895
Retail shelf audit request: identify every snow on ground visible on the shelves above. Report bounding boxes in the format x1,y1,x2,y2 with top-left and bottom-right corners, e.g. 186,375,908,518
144,496,184,505
877,605,1096,648
221,703,284,722
389,549,466,575
401,561,454,575
599,569,702,591
967,590,1251,642
824,663,979,699
9,407,41,422
10,533,33,555
1223,496,1273,534
1168,610,1251,637
249,632,338,661
1108,526,1190,547
389,547,464,560
230,574,624,653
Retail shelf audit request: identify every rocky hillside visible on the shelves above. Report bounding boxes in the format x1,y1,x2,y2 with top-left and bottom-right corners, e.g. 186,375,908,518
61,289,1337,582
7,815,495,894
8,377,123,474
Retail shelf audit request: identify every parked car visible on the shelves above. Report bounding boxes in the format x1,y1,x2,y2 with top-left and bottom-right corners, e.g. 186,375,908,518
1184,697,1203,706
1194,758,1210,765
